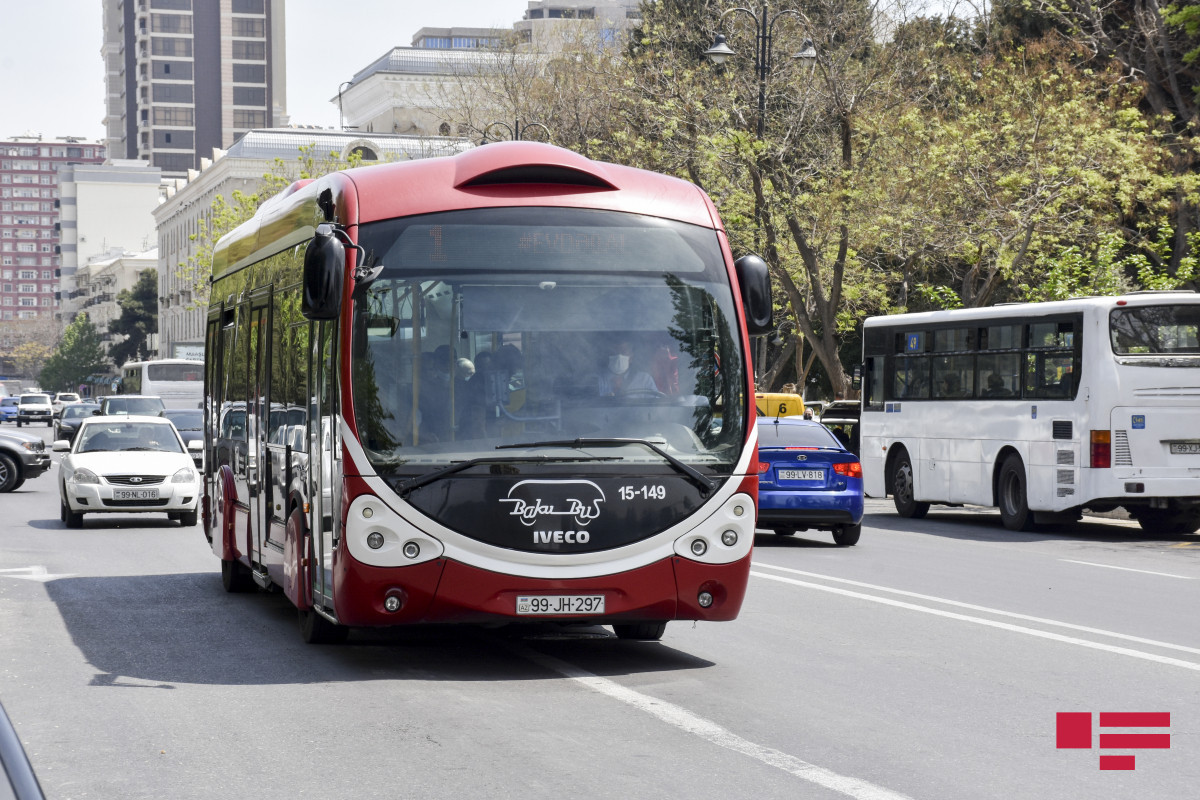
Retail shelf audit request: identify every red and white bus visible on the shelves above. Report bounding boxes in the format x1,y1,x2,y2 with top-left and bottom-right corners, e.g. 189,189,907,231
203,141,772,643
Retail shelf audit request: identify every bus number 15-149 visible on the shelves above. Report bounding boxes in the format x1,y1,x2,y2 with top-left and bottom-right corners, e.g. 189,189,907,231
619,485,666,500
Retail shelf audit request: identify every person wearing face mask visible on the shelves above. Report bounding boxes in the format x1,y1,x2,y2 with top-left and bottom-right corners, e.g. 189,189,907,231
597,338,659,397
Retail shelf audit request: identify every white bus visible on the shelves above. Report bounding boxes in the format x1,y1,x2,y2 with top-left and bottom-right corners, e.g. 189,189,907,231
859,292,1200,533
120,359,203,409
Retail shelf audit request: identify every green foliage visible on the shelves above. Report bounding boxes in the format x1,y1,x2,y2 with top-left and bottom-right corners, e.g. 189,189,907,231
39,313,109,393
107,269,159,367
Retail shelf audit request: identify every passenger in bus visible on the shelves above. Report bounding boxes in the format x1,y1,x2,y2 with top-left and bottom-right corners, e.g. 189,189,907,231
983,374,1012,398
597,338,659,397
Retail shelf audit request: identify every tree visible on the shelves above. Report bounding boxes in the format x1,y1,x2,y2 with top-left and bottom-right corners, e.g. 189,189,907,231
11,341,53,382
39,313,108,394
107,268,159,367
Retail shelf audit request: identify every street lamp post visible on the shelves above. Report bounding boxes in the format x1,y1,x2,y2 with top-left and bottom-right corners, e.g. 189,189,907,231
337,81,353,131
479,118,552,144
703,3,815,140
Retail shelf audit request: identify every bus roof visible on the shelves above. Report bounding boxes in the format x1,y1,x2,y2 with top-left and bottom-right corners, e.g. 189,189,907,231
864,292,1200,328
213,142,723,281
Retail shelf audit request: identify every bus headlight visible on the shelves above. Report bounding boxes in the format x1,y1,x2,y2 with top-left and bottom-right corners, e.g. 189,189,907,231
721,530,738,547
690,538,708,556
367,532,385,550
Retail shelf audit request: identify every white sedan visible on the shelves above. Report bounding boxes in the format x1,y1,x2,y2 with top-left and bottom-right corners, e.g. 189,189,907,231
55,415,202,529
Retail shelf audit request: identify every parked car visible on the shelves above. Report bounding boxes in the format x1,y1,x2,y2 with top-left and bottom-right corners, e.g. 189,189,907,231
818,399,861,457
162,408,203,467
0,428,52,492
51,392,82,418
53,403,101,445
95,394,166,417
0,396,18,424
54,415,201,528
15,393,52,428
756,416,864,546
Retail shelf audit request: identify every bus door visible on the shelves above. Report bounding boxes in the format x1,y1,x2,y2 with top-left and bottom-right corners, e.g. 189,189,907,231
308,321,339,610
247,302,271,565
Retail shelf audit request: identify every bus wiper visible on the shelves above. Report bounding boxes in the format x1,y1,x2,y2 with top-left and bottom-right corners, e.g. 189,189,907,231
497,438,717,495
395,454,620,497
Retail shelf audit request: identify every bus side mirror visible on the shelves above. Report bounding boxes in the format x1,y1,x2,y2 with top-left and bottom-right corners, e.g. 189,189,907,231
734,254,772,335
303,225,345,320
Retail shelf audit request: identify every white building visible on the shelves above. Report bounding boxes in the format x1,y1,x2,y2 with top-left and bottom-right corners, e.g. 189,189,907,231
74,247,158,355
153,128,467,358
57,159,163,324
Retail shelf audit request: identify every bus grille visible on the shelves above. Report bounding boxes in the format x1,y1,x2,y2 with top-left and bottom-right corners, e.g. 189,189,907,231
1057,469,1074,485
1113,430,1133,466
1056,450,1074,465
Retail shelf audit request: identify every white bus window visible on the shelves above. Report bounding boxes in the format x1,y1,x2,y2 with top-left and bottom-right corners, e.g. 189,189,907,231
893,357,929,399
933,328,971,352
982,324,1021,350
932,355,974,398
978,353,1020,397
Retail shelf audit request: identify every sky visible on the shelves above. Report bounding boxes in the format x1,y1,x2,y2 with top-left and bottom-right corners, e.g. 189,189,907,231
0,0,533,142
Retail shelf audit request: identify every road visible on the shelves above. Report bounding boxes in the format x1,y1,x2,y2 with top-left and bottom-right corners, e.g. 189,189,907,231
1,425,1197,799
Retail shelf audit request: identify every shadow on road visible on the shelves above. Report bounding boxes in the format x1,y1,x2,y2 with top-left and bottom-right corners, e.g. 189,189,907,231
861,508,1198,546
41,572,715,689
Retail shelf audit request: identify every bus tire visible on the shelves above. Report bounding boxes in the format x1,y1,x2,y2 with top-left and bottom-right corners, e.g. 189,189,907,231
1134,506,1200,535
997,455,1036,532
890,452,929,519
299,608,349,645
613,622,667,641
221,556,255,593
832,523,861,546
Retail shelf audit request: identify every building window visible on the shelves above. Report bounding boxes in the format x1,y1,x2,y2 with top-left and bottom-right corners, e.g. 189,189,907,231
232,64,265,83
154,83,194,102
152,13,192,33
231,17,265,37
232,41,265,60
232,87,265,106
152,37,193,57
232,110,266,128
153,107,195,126
232,0,264,11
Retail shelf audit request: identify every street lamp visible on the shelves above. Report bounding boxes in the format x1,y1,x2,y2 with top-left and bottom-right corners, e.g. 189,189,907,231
703,3,815,140
337,81,353,131
479,118,552,144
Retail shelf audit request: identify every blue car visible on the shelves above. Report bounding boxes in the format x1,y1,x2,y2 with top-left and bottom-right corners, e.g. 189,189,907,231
0,397,18,424
756,417,864,546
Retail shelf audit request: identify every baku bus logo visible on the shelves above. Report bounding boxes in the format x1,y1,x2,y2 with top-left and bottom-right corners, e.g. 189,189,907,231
499,480,606,527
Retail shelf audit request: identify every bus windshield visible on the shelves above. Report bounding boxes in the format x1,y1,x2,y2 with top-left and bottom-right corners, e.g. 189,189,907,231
1110,304,1200,355
351,207,746,478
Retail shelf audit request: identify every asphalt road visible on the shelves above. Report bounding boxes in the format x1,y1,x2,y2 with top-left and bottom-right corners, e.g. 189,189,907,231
1,425,1197,799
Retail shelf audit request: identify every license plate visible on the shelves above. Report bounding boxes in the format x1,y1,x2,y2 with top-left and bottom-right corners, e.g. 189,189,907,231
516,595,605,615
779,469,824,480
113,488,160,501
1169,443,1200,454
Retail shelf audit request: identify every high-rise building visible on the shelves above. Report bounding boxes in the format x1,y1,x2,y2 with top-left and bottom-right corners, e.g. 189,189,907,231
102,0,288,178
0,135,105,323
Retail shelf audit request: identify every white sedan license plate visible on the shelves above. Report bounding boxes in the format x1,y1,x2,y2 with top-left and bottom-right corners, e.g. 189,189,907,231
779,469,824,480
516,595,605,615
113,488,160,501
1170,443,1200,454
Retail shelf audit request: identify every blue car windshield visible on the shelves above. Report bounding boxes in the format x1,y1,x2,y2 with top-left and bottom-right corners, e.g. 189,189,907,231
758,421,839,449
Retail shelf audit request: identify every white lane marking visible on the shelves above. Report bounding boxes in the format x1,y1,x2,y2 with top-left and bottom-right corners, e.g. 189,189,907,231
1059,559,1195,580
754,563,1200,657
751,570,1200,672
0,566,76,582
502,640,915,800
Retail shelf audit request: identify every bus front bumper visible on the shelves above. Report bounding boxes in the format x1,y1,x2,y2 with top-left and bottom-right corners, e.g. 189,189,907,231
331,553,752,628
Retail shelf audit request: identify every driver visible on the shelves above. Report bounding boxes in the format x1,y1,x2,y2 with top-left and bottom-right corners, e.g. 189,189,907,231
597,338,660,396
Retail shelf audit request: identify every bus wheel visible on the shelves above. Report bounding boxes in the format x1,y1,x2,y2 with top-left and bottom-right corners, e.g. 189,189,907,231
613,622,666,641
832,524,861,546
221,556,255,593
1134,506,1200,535
997,455,1036,532
890,453,929,519
299,608,349,645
